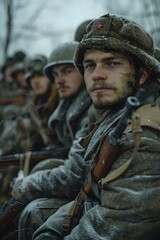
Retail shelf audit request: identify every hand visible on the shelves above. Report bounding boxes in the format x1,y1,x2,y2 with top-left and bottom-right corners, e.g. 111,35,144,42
11,170,24,199
11,178,23,200
17,118,31,132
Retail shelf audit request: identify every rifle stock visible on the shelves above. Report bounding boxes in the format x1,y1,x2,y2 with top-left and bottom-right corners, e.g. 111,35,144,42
0,94,27,106
0,147,69,238
0,147,69,167
63,93,142,233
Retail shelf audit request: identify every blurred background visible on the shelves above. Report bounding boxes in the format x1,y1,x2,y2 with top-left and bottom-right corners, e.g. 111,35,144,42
0,0,160,68
0,0,160,209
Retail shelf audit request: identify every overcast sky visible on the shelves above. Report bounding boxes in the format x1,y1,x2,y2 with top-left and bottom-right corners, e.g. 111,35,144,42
10,0,107,56
0,0,159,66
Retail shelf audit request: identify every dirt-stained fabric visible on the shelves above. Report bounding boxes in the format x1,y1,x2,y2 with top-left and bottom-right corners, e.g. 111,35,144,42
32,93,160,240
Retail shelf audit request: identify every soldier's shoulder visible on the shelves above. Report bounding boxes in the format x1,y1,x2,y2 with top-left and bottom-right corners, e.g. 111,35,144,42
125,103,160,133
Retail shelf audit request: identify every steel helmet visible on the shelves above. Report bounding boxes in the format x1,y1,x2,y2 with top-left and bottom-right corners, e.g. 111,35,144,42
44,41,78,82
25,54,48,86
74,19,93,42
11,62,25,78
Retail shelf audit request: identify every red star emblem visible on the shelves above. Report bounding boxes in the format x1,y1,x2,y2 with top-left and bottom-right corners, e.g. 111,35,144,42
97,22,103,30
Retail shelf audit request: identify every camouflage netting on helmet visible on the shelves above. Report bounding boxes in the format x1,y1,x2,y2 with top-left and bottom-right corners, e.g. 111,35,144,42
74,13,160,79
44,41,78,82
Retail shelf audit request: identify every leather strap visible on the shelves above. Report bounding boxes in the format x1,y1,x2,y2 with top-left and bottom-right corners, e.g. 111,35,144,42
99,112,142,188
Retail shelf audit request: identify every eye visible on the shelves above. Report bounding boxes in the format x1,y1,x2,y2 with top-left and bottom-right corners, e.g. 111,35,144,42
83,63,95,71
51,72,57,78
106,61,121,67
63,68,74,74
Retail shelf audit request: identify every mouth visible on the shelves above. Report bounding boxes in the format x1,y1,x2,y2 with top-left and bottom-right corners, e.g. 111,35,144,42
35,86,42,90
92,87,114,93
90,82,117,93
58,87,69,92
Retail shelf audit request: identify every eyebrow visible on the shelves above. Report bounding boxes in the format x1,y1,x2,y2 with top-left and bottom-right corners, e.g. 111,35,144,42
83,56,126,64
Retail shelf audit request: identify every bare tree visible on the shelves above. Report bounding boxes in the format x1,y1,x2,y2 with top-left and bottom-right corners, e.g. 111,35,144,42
103,0,160,48
0,0,74,66
141,0,160,47
0,0,57,65
3,0,13,59
2,0,159,68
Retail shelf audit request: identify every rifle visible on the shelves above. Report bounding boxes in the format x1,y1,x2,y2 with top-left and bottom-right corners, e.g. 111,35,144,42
63,92,142,233
0,146,69,239
0,146,69,167
27,101,50,146
0,93,27,106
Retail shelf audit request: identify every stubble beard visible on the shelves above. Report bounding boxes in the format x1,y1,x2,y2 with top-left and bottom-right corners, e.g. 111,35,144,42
92,93,126,110
90,71,140,110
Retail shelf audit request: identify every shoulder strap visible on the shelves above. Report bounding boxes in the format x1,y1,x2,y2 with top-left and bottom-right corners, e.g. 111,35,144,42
28,103,50,145
125,103,160,133
99,112,142,187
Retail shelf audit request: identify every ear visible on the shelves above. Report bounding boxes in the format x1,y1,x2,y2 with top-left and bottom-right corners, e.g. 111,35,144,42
139,68,149,85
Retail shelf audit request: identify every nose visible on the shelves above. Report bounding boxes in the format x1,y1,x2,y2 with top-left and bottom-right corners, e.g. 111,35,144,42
55,74,65,85
92,65,106,82
31,77,39,84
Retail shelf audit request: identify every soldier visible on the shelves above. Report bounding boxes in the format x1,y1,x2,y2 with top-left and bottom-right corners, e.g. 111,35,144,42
0,54,57,155
0,57,14,134
0,50,26,93
11,50,28,90
10,41,91,239
74,19,93,42
0,57,19,129
29,14,160,240
74,19,102,124
29,41,92,172
16,54,59,153
0,54,59,205
0,51,28,155
44,41,91,150
0,57,15,91
11,62,28,91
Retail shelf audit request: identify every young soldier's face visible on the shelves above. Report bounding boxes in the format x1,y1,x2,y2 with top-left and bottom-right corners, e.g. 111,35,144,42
4,66,14,83
51,64,83,99
83,50,146,109
16,72,27,88
30,75,50,95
